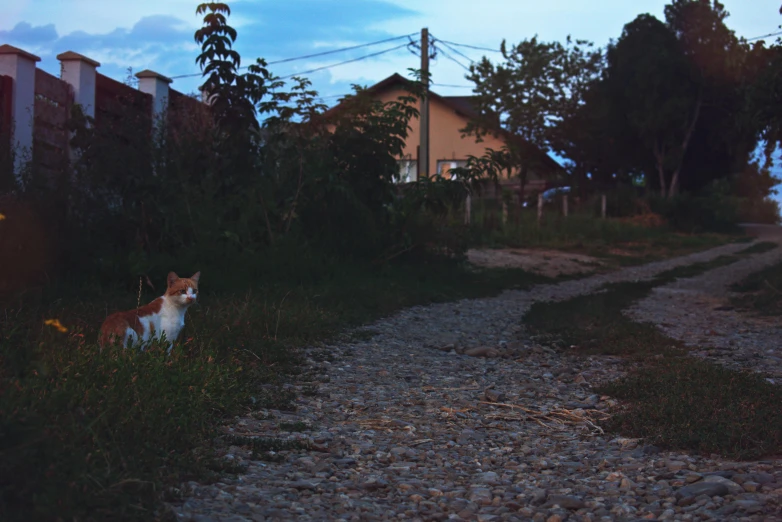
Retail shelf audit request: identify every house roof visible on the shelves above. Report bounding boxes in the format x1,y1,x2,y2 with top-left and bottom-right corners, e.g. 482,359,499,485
441,95,479,117
321,73,565,175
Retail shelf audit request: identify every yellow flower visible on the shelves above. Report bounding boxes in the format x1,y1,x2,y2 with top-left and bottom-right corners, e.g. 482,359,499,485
44,319,68,333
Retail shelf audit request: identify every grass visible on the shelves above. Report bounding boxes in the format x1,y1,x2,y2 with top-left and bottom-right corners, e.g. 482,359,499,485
222,435,311,462
735,240,779,256
599,358,782,460
278,421,310,432
0,227,765,519
0,256,555,522
523,253,782,459
730,259,782,317
467,206,742,267
524,255,740,358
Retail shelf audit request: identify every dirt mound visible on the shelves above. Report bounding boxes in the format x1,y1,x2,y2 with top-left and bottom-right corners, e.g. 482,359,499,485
466,248,605,278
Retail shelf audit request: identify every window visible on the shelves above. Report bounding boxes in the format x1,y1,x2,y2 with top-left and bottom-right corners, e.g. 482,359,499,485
396,159,417,183
437,160,468,179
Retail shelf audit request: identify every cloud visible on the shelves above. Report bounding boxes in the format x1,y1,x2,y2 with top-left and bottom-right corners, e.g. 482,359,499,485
1,0,419,96
0,21,58,46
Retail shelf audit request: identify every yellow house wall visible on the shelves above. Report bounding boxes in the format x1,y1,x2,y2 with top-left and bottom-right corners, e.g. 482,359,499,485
374,87,543,181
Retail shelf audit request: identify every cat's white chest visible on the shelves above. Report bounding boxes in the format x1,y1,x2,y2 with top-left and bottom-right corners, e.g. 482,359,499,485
159,306,186,343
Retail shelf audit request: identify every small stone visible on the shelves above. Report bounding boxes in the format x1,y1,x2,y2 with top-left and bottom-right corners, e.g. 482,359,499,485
483,387,506,403
750,472,774,484
667,460,687,471
675,482,730,499
475,471,500,485
361,478,388,491
546,515,563,522
742,481,760,492
733,500,764,513
464,346,501,358
468,487,493,506
530,489,548,505
702,474,743,495
545,494,586,510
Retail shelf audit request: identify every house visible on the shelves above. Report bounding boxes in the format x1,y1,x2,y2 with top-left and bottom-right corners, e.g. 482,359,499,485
320,73,565,199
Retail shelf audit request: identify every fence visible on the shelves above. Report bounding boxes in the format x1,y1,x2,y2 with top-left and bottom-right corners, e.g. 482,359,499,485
34,69,73,179
0,44,207,178
462,178,608,227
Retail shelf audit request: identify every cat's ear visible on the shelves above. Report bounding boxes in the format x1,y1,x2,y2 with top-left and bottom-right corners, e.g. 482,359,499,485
167,272,179,288
190,271,201,284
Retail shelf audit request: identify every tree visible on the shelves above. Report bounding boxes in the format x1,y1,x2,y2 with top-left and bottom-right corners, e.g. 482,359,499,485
601,14,701,198
663,0,761,194
465,35,602,201
195,2,273,134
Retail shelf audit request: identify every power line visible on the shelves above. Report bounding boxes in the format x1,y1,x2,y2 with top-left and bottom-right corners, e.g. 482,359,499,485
746,30,782,42
433,39,502,54
434,44,472,72
433,37,477,64
271,33,416,65
279,41,414,79
433,82,474,89
169,32,417,80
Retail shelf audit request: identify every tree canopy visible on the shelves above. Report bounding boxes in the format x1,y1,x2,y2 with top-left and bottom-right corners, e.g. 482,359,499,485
466,0,780,213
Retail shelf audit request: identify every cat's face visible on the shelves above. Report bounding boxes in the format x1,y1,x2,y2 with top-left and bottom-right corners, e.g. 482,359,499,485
165,271,200,307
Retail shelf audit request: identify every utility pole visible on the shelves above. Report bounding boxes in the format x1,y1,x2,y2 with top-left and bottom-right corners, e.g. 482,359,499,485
419,27,430,180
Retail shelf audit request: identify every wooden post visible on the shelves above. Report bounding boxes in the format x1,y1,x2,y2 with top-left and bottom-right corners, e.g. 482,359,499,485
501,200,508,226
464,192,471,225
601,194,607,219
419,27,430,179
537,192,543,225
563,194,568,218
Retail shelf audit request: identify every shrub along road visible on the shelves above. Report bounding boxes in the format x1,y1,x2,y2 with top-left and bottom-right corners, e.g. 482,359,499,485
170,237,781,522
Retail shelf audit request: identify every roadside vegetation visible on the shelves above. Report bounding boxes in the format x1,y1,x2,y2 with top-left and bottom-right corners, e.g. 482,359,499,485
524,252,782,460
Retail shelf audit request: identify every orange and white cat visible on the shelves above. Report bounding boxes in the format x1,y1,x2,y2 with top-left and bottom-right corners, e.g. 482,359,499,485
99,271,200,352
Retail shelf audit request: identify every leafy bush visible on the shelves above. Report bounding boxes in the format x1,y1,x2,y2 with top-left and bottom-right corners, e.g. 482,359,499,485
738,196,781,224
2,2,477,292
649,179,741,233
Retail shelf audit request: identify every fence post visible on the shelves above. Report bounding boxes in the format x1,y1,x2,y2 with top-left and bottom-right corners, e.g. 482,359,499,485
601,194,607,219
0,44,40,174
57,51,99,119
501,200,508,226
563,194,568,218
464,192,472,225
537,192,543,225
135,70,172,128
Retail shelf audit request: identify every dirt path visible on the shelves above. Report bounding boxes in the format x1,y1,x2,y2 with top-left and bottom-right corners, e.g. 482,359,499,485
171,239,781,522
627,231,782,383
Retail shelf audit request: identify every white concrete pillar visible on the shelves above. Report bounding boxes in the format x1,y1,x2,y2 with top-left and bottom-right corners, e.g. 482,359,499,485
56,51,99,118
135,69,172,124
0,44,40,172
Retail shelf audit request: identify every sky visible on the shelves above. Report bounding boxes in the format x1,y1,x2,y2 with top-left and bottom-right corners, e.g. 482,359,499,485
2,0,782,199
